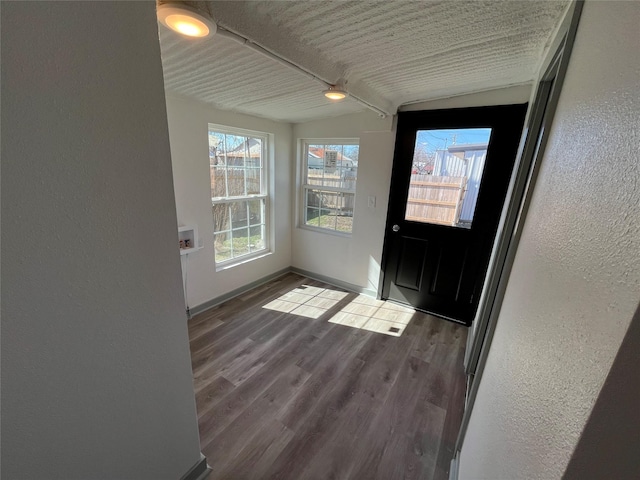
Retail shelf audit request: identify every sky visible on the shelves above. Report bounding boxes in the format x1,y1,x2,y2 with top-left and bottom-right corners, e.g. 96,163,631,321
416,128,492,153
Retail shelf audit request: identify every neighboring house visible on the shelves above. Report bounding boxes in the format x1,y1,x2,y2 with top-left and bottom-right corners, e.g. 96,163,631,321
307,146,356,170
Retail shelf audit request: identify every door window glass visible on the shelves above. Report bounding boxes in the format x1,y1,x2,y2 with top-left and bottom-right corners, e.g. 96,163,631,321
405,128,492,228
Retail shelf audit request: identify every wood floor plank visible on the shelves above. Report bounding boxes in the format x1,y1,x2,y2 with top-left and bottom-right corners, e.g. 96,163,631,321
293,328,418,479
347,356,432,480
196,320,333,441
188,318,225,343
405,398,448,480
278,333,369,433
434,343,467,479
188,275,468,480
264,359,368,479
195,375,236,417
210,419,294,480
192,337,255,390
223,315,318,386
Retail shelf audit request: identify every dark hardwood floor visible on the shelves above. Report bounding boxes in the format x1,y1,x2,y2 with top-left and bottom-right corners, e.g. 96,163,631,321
188,273,467,480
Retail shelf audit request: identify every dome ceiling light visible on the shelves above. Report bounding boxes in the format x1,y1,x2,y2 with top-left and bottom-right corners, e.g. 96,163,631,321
157,3,216,39
323,85,348,101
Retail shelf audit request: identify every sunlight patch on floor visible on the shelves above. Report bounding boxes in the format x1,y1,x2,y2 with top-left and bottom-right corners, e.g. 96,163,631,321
262,284,414,337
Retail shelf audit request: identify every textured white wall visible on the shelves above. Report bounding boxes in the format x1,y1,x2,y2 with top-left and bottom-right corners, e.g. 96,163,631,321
165,95,293,308
459,2,640,478
1,2,202,478
292,113,395,292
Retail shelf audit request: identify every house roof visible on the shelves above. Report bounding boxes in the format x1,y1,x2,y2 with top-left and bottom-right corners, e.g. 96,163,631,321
308,146,352,162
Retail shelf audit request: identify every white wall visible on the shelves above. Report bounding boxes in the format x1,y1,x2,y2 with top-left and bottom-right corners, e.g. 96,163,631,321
292,113,395,293
1,2,202,479
459,2,640,478
292,86,531,293
165,95,293,308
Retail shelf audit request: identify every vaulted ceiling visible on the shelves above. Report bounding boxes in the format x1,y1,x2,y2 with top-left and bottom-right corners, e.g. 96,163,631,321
158,1,570,123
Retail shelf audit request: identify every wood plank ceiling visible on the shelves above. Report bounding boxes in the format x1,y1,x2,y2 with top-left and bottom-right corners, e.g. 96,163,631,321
158,0,570,122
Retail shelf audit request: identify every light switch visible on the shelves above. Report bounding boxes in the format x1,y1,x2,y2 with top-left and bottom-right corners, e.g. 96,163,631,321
368,195,376,208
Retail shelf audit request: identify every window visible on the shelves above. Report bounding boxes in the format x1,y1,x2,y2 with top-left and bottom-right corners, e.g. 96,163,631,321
301,140,359,234
209,126,268,266
407,128,492,229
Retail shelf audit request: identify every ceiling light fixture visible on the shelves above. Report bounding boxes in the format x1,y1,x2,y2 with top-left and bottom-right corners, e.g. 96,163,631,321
157,3,216,39
323,86,348,101
156,5,388,116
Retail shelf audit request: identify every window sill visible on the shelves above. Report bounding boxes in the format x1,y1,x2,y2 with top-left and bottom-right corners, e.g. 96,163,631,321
298,224,353,238
215,250,272,272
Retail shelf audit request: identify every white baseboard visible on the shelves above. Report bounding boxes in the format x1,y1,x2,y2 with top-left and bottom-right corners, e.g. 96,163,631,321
290,267,378,298
189,267,378,318
189,268,291,316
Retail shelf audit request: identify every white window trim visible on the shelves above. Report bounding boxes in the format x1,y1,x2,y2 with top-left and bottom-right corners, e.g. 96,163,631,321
209,123,272,270
298,138,359,236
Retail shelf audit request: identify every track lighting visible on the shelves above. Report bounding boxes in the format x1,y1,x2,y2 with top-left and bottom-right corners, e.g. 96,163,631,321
157,4,387,115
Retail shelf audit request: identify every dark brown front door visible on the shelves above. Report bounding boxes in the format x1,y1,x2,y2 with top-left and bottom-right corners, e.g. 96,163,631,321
380,104,527,325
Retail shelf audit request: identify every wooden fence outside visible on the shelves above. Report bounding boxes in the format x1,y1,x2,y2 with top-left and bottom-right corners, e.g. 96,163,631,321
405,175,467,226
306,172,356,212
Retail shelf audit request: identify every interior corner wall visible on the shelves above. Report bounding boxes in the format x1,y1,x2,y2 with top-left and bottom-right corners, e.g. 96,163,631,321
458,2,640,478
292,112,396,293
1,2,202,479
165,95,293,308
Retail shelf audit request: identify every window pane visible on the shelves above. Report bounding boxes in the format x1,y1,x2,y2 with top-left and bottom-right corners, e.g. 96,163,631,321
246,168,261,195
212,203,231,233
336,192,354,218
306,207,319,226
211,167,227,198
249,225,264,253
227,167,246,197
321,192,338,208
336,216,353,233
307,170,323,187
306,189,321,208
248,199,263,226
230,200,249,229
209,132,225,165
319,208,336,230
406,128,491,229
231,228,250,257
307,144,325,175
214,232,232,263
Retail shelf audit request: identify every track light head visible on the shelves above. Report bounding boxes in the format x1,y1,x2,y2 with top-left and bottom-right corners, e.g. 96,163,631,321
323,85,348,101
